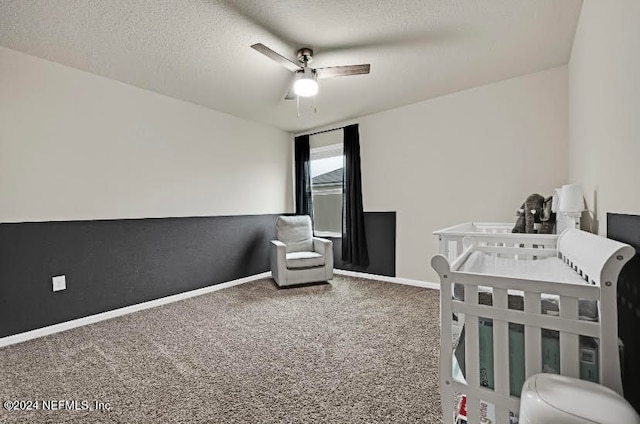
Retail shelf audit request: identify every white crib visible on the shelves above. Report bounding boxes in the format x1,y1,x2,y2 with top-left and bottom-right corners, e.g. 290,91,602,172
431,229,634,424
433,222,558,264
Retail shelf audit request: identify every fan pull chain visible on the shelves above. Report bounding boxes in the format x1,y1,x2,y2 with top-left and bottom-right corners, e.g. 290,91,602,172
295,95,318,117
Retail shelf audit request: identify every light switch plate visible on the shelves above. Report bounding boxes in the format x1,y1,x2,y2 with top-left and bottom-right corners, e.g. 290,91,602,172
52,275,66,292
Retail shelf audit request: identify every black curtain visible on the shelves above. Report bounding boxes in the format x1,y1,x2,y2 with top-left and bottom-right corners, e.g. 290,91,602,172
294,135,313,218
342,124,369,267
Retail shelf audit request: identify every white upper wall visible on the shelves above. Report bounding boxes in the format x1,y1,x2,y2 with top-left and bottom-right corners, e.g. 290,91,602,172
355,66,568,281
568,1,640,235
0,47,292,223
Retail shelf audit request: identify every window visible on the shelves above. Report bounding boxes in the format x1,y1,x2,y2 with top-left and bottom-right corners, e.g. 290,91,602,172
310,141,343,237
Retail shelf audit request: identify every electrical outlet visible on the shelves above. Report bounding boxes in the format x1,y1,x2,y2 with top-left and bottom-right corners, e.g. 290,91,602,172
52,275,66,292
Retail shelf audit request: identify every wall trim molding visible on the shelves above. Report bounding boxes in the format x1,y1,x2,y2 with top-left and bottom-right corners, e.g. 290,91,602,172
0,272,271,349
334,269,440,290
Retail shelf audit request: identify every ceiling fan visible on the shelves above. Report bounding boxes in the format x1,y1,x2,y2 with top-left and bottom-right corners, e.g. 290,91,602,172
250,43,370,100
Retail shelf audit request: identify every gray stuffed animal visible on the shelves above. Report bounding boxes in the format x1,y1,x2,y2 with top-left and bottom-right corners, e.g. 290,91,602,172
512,193,555,234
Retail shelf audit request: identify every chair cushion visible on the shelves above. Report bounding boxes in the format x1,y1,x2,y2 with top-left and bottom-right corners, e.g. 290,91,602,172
276,215,313,253
286,251,325,269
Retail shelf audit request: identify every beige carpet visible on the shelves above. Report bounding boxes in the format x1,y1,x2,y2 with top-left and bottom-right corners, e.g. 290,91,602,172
0,276,442,423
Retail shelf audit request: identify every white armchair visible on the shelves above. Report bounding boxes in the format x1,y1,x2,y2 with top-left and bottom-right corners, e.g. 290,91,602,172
270,215,333,287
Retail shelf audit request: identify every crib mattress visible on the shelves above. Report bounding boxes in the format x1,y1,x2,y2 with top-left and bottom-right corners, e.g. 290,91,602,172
457,251,598,320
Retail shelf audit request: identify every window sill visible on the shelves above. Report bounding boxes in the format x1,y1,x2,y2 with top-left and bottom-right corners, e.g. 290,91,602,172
314,231,342,238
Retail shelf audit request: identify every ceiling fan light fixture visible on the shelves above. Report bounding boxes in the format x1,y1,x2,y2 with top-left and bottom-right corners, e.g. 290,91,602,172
293,69,318,97
250,43,370,102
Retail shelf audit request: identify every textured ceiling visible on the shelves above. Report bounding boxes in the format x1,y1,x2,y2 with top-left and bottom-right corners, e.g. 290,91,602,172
0,0,582,132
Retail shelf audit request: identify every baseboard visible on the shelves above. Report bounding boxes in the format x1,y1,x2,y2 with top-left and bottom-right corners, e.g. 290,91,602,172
0,270,436,349
0,272,271,349
334,269,440,290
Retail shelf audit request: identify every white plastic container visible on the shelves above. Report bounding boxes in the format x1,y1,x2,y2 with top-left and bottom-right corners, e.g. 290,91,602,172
519,374,640,424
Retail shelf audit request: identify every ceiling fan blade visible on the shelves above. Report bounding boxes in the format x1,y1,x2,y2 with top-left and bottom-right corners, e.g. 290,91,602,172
284,86,296,100
315,64,370,79
251,43,302,72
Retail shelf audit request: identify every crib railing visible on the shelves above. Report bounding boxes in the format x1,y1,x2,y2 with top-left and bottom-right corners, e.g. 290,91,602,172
434,222,558,263
433,253,601,423
431,230,634,424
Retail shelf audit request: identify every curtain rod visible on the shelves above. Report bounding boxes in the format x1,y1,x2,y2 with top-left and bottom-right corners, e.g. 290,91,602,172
299,126,344,137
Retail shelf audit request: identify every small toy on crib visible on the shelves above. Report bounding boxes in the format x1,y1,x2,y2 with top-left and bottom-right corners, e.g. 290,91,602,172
512,193,555,234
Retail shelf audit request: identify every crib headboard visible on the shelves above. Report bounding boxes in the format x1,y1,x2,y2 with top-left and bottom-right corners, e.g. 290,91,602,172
558,229,635,396
557,229,635,286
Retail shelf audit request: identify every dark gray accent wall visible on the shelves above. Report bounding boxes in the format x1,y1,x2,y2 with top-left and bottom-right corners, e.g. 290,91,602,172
0,215,280,338
0,211,397,340
331,211,396,277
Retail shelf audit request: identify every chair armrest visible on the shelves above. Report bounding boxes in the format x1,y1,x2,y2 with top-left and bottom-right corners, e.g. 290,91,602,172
313,237,334,274
270,240,286,257
270,240,287,285
313,237,332,254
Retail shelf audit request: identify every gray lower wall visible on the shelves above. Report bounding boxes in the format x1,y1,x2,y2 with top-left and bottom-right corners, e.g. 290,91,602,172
332,212,396,277
607,213,640,412
0,214,280,338
0,211,397,339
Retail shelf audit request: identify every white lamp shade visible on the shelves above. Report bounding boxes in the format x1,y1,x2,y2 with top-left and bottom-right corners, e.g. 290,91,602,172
551,188,562,213
293,69,318,97
559,184,584,212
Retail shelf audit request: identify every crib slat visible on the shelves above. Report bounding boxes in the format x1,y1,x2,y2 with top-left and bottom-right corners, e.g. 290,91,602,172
493,288,510,399
466,395,480,424
560,296,580,378
465,285,480,385
524,292,542,377
525,242,534,260
464,284,481,423
447,239,456,262
456,239,463,259
495,407,511,424
439,276,455,424
438,236,447,256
